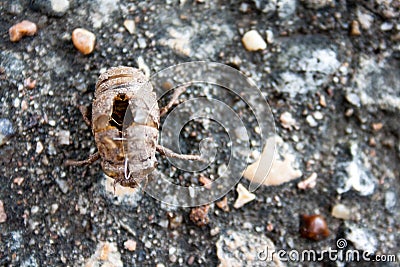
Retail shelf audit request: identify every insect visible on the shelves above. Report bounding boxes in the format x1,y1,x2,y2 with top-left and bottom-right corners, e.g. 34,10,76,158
66,66,202,188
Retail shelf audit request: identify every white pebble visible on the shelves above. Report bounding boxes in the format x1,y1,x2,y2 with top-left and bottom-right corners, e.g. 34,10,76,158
233,183,256,209
123,19,136,34
14,98,21,108
306,115,318,127
31,206,39,214
380,22,393,31
332,203,350,220
313,111,324,120
265,29,274,44
36,141,44,154
242,30,267,51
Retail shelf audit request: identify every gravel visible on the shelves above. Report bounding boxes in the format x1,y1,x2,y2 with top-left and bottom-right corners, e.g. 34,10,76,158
0,0,399,266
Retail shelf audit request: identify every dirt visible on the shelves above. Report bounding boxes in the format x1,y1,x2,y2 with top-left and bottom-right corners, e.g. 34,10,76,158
0,0,399,266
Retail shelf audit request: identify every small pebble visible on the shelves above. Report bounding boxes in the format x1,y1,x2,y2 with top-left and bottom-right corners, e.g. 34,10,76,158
216,196,229,212
189,205,210,227
198,175,212,189
210,227,220,236
123,19,136,34
56,178,69,194
345,93,361,107
72,28,96,55
187,255,195,265
380,22,393,31
36,141,44,154
384,191,396,211
31,206,39,214
350,20,361,36
319,95,327,107
51,203,59,214
280,111,298,130
21,100,28,111
0,118,15,146
372,122,383,131
306,115,318,127
58,130,70,145
300,214,330,241
30,0,70,17
331,203,351,220
24,77,36,89
297,172,317,189
242,30,267,51
357,10,374,29
233,183,256,209
137,37,147,49
13,98,20,108
168,213,183,229
124,239,137,251
239,2,250,13
9,20,38,42
0,200,7,223
313,111,323,120
265,29,274,43
13,177,24,186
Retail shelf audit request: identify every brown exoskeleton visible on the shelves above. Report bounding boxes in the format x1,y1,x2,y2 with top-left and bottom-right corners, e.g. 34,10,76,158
66,66,202,188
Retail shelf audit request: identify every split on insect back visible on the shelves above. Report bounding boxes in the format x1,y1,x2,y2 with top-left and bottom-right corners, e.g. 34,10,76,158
65,66,203,189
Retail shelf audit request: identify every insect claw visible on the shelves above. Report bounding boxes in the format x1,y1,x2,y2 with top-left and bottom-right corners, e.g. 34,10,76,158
124,157,132,180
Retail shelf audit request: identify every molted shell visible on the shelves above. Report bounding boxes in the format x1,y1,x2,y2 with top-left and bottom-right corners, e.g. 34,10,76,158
92,66,160,185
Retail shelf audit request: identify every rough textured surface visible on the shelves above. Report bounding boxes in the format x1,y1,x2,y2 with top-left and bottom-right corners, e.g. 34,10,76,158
1,1,399,266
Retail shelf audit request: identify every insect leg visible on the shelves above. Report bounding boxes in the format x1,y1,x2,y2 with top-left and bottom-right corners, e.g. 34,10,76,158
159,85,188,117
65,151,100,166
78,105,92,126
156,144,204,161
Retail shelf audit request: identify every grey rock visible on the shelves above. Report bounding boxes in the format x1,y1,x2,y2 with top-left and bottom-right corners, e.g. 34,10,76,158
57,130,70,146
385,191,397,211
252,0,277,17
345,222,378,254
7,0,23,15
352,55,400,111
55,178,69,194
90,0,120,28
216,229,282,266
277,0,297,19
335,144,377,196
345,92,361,107
159,14,234,59
336,158,376,196
30,0,70,17
0,118,15,146
275,37,340,97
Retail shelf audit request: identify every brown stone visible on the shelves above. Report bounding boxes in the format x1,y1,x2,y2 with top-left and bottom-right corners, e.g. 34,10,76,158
72,28,96,55
9,20,37,42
